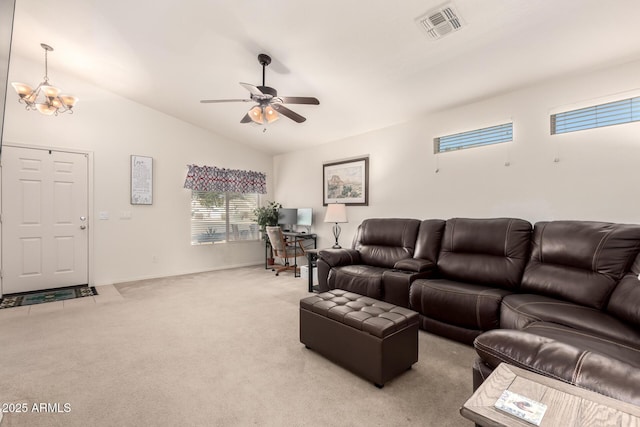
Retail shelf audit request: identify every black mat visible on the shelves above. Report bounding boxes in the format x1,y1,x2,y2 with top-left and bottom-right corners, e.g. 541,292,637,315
0,285,98,309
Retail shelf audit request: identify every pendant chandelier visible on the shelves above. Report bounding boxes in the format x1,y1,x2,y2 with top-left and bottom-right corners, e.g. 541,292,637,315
11,43,78,116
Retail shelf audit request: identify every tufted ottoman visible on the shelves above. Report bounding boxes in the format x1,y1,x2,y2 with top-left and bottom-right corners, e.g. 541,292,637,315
300,289,419,388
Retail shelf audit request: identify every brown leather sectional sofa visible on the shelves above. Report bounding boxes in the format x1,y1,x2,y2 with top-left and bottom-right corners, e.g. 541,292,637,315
316,217,640,405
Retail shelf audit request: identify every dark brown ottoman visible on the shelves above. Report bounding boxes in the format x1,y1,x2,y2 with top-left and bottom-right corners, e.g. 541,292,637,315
300,289,419,387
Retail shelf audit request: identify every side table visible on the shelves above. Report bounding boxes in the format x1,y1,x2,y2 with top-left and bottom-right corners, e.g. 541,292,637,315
306,249,320,293
461,362,640,426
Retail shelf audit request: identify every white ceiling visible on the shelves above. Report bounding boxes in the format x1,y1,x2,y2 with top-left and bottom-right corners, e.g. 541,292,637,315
9,0,640,154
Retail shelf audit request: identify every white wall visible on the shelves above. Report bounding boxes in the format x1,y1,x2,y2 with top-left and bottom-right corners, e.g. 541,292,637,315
3,55,274,286
274,59,640,249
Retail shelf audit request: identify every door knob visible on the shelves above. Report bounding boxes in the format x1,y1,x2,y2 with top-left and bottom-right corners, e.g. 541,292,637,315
80,216,87,221
80,225,87,230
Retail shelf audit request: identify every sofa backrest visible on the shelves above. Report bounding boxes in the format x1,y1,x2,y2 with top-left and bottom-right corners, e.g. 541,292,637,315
437,217,532,289
521,221,640,309
607,253,640,327
413,219,446,264
352,218,420,268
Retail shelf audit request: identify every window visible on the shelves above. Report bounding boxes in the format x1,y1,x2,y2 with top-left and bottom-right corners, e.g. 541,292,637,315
191,191,259,244
434,122,513,153
183,164,266,245
551,96,640,135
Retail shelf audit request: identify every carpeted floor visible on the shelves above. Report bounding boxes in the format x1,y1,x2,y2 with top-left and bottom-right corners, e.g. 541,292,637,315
0,266,476,426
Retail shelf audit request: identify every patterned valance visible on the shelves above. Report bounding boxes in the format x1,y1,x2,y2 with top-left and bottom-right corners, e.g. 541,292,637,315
183,165,267,194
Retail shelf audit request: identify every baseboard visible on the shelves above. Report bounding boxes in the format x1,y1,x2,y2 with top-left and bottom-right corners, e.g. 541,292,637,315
97,262,264,287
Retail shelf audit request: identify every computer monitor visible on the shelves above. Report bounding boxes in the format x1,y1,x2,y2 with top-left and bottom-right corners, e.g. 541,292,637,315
297,208,312,227
278,208,297,231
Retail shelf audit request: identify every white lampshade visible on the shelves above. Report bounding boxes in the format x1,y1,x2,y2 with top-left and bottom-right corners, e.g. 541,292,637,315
36,103,57,115
324,203,347,223
41,84,61,98
11,82,33,97
264,105,279,123
59,94,79,108
249,105,263,124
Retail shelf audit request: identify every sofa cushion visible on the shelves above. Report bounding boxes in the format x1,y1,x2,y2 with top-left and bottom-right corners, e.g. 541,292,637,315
437,218,532,290
410,279,511,331
474,329,640,406
607,254,640,328
521,221,640,309
327,265,388,299
500,293,640,349
353,218,421,268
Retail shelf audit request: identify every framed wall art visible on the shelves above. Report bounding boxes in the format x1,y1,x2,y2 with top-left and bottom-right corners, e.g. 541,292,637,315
323,157,369,206
131,155,153,205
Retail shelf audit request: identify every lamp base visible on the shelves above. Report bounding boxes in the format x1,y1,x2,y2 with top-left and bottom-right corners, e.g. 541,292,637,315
332,223,342,250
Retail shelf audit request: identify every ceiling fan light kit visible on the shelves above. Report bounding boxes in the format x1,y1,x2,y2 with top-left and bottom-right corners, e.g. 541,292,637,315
201,53,319,125
12,43,78,116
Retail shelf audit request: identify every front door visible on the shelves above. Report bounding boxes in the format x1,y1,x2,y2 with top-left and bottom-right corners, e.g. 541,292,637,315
1,145,89,294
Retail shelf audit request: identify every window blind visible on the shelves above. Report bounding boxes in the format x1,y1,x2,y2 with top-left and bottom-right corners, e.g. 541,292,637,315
191,192,260,244
434,122,513,153
551,96,640,135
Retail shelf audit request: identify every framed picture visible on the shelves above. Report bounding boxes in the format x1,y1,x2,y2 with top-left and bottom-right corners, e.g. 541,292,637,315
323,157,369,206
131,155,153,205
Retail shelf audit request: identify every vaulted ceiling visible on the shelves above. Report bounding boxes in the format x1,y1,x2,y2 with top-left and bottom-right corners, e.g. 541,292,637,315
9,0,640,154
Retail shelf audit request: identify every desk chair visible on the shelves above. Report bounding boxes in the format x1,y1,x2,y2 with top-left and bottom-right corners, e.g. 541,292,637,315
266,226,306,276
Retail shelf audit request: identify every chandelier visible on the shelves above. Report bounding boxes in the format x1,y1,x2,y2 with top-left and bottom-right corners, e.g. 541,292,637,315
11,43,78,116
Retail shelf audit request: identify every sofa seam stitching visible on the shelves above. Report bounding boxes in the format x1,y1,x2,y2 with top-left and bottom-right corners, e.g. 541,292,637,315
474,341,570,383
505,219,513,257
527,323,640,354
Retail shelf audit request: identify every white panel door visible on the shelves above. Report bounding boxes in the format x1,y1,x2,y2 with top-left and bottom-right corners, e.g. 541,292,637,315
2,146,89,294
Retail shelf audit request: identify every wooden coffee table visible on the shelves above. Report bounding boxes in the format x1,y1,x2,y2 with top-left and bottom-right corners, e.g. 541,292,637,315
461,363,640,426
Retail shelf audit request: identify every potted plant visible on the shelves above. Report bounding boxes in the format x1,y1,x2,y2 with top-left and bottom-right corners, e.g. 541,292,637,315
253,201,282,265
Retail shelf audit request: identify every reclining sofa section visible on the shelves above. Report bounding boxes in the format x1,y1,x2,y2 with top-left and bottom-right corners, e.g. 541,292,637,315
317,218,445,307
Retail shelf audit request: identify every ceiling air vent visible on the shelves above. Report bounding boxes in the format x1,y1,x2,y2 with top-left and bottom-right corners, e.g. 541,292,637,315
416,4,463,40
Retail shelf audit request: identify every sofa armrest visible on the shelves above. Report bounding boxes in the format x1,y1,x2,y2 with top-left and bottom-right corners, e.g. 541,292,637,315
318,248,361,268
474,329,640,406
393,259,435,273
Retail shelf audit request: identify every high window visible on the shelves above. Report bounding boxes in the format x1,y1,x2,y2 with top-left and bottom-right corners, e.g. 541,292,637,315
434,122,513,153
551,96,640,135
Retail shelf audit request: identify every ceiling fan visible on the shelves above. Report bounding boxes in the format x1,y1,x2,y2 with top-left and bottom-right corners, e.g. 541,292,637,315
200,53,320,125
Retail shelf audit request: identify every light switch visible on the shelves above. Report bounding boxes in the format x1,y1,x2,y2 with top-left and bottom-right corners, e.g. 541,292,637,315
99,211,109,220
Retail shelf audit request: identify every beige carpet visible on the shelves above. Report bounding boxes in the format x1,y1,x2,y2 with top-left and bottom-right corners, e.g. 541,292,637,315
0,266,476,426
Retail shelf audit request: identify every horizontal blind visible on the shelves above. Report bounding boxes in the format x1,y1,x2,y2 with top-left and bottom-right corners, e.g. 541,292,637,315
551,96,640,135
191,192,259,244
434,123,513,153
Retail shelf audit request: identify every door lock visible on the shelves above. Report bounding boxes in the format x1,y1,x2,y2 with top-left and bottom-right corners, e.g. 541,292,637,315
80,225,87,230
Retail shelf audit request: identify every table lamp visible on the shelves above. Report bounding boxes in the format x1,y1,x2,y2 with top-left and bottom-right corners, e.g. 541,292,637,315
324,203,348,249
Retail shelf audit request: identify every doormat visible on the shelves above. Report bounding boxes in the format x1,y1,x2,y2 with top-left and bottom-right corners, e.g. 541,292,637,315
0,285,98,309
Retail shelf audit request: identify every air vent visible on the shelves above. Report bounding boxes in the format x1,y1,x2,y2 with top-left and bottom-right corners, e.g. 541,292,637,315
416,4,463,40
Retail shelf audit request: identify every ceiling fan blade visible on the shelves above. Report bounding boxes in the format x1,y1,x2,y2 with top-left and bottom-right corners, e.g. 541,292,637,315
200,99,251,103
240,113,253,123
272,104,306,123
279,96,320,105
240,82,264,96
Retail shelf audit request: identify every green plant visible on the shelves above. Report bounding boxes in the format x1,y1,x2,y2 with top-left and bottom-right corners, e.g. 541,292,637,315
253,201,282,230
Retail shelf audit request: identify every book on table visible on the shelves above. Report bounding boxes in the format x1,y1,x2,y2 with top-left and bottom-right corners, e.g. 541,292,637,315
494,389,547,426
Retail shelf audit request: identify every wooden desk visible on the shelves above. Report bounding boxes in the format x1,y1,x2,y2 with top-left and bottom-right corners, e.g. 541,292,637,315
461,363,640,427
